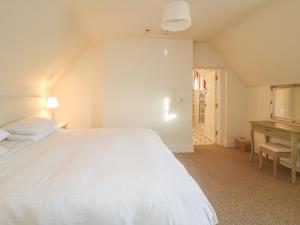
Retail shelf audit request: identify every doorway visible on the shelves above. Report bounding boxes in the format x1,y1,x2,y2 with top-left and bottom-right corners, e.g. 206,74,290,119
192,68,218,145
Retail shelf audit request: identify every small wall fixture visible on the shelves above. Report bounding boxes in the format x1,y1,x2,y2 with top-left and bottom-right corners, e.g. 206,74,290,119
161,0,191,32
46,97,59,109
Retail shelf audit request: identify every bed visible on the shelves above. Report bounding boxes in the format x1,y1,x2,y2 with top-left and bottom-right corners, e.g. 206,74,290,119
0,128,218,225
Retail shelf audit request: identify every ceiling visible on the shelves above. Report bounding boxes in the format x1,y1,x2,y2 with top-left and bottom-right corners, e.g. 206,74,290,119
3,0,294,89
72,0,272,41
213,0,300,86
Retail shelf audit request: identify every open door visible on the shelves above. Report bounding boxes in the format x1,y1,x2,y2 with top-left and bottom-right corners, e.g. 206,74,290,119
204,70,216,143
192,68,219,146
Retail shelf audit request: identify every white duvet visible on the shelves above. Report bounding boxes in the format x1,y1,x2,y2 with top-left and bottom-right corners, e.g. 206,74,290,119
0,129,218,225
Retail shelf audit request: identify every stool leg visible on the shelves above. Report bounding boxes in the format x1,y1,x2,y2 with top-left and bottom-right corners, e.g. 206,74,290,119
259,150,263,170
273,156,278,179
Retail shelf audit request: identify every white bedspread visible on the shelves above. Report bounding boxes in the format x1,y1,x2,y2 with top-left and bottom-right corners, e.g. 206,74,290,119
0,129,218,225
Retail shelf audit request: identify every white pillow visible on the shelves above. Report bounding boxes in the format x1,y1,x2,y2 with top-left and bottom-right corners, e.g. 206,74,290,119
2,117,57,135
0,146,8,156
6,128,55,142
0,129,10,141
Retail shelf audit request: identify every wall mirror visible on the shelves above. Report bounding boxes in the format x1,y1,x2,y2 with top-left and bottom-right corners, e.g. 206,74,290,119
271,84,300,124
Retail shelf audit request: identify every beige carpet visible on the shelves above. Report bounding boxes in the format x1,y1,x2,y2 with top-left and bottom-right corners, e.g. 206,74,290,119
175,145,300,225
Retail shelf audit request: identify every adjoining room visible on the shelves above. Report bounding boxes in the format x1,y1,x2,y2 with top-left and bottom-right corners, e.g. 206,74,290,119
192,68,218,145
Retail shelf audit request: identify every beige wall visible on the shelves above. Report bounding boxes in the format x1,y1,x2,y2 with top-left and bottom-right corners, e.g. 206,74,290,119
102,39,193,152
54,46,102,129
0,86,53,126
52,41,249,149
1,0,298,155
224,69,248,147
194,42,226,68
0,0,85,89
0,0,86,125
246,87,270,123
0,0,86,124
245,87,270,151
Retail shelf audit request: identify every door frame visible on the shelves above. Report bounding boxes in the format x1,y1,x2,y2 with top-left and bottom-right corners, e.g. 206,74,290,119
193,67,225,146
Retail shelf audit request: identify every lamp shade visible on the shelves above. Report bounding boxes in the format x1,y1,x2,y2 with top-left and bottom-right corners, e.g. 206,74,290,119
161,0,191,32
46,97,59,109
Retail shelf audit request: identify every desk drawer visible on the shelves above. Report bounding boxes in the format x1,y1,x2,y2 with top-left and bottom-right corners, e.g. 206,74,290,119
254,125,290,140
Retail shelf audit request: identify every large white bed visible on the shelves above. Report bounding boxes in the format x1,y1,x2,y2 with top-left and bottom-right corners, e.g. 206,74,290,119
0,128,218,225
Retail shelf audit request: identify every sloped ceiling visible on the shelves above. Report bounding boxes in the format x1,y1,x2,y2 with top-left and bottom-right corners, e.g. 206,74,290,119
0,0,86,89
1,0,294,89
212,0,300,86
71,0,271,41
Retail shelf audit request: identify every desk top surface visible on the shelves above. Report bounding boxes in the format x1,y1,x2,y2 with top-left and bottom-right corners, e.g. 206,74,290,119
250,121,300,134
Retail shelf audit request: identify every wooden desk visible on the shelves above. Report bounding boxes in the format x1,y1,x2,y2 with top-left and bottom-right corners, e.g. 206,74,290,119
250,121,300,184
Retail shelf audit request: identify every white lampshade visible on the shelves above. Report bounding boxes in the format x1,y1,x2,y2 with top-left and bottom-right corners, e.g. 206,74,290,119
161,0,191,32
46,97,59,109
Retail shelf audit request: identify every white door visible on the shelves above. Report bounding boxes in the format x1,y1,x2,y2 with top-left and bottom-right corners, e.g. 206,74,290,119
204,70,216,142
192,90,200,127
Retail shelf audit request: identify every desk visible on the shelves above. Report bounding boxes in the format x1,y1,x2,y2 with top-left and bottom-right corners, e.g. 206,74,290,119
250,121,300,184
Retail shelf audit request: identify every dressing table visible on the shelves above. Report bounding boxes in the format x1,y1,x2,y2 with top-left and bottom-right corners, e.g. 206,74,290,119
250,121,300,183
250,84,300,184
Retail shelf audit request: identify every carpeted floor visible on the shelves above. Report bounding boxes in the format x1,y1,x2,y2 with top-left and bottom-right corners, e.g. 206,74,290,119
175,145,300,225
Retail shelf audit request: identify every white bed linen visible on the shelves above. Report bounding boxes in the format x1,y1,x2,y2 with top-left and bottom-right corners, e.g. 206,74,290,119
6,128,55,142
2,117,56,135
0,129,10,141
0,129,218,225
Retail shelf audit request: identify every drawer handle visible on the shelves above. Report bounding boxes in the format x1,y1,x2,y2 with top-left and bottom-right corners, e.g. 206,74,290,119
265,129,273,132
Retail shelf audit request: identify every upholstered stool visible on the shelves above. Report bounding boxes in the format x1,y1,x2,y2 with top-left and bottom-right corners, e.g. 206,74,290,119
259,143,291,178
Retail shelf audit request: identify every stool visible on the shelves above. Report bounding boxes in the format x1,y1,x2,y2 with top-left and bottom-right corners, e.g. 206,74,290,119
259,143,291,178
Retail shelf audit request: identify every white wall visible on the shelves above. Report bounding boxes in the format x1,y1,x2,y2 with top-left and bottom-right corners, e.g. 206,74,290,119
0,0,86,88
224,69,248,147
0,86,53,126
0,0,86,125
246,86,270,128
244,86,270,152
102,39,193,153
194,43,226,68
54,46,102,129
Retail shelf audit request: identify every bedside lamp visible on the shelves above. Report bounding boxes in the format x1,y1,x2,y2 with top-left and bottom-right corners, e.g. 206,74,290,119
45,97,67,128
46,97,59,109
46,97,59,120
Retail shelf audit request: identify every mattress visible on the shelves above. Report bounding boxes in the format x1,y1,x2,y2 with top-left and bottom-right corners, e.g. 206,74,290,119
0,129,218,225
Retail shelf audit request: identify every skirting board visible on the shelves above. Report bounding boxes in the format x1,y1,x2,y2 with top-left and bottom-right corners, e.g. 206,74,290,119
168,145,194,153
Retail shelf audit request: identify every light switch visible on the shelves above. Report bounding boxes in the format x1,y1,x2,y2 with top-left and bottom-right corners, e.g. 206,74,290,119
176,98,184,103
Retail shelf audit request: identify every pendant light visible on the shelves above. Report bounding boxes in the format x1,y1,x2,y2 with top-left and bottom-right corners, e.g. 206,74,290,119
161,0,191,32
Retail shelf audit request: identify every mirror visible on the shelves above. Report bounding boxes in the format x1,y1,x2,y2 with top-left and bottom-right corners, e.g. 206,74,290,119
271,85,300,123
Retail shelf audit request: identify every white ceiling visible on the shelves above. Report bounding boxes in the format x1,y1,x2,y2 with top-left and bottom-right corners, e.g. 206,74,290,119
1,0,286,89
72,0,272,41
213,0,300,86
